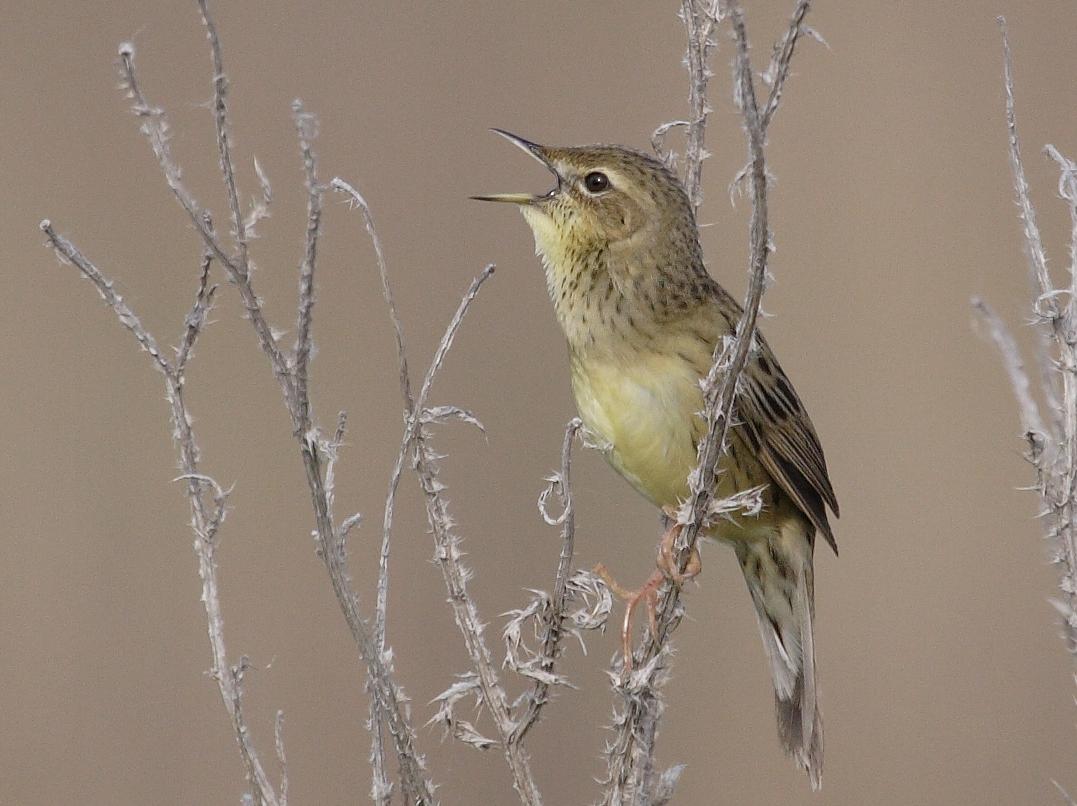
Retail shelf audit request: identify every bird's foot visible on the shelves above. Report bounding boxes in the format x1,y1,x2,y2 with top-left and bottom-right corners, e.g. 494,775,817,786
593,563,664,673
657,505,702,585
592,510,704,674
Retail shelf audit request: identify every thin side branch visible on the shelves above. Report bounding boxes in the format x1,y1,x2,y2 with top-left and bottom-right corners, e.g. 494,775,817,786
680,0,723,209
329,177,407,804
197,0,250,266
998,17,1058,319
292,99,323,432
176,223,219,374
759,0,812,132
509,418,584,746
40,221,171,378
971,297,1048,442
406,267,544,804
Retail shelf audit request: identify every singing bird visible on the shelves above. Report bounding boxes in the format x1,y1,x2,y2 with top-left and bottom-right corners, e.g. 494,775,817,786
474,130,838,788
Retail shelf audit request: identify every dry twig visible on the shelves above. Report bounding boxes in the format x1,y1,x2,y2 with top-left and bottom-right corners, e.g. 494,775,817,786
680,0,723,209
329,177,403,803
409,269,547,805
113,5,438,801
975,18,1077,672
39,221,284,806
507,418,585,746
335,174,550,801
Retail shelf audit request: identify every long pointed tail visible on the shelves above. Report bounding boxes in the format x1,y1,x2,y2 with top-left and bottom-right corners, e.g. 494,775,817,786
735,521,823,790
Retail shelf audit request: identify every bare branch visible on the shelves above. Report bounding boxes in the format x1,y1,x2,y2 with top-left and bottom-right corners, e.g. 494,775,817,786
41,221,172,378
971,297,1048,443
657,0,777,688
176,216,219,374
415,267,495,412
296,378,435,805
998,17,1058,319
274,710,288,806
680,0,723,209
116,41,226,264
331,176,417,800
980,18,1077,726
226,659,282,805
168,8,433,799
117,37,297,415
331,178,414,411
759,0,812,132
403,266,544,803
509,418,584,746
196,0,249,265
1045,144,1077,309
330,176,415,651
41,221,284,805
292,99,323,432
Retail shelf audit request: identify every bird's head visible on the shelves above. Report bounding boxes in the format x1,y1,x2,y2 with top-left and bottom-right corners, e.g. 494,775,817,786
473,130,699,272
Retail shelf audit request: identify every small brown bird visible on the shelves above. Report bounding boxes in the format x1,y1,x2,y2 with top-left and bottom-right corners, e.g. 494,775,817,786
475,130,838,789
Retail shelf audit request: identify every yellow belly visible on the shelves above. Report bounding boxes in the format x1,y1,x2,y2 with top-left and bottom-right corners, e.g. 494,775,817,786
570,349,705,508
570,347,778,541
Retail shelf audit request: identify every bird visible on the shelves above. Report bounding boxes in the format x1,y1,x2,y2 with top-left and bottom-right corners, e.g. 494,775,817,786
473,129,838,789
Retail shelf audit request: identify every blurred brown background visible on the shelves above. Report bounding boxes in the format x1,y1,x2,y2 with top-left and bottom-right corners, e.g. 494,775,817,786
4,1,1077,803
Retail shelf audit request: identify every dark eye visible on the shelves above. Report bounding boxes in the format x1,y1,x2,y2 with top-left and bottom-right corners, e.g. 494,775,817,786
584,171,610,193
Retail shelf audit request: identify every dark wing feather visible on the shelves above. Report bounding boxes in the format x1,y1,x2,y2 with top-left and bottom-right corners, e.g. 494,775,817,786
738,341,840,554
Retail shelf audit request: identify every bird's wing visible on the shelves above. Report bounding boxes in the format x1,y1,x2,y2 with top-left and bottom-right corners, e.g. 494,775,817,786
737,341,840,554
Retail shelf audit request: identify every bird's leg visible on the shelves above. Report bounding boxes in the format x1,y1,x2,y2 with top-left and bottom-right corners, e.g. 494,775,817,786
593,509,703,672
656,505,702,584
593,563,664,672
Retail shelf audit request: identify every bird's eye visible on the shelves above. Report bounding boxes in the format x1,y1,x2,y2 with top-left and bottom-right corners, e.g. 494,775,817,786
583,171,610,193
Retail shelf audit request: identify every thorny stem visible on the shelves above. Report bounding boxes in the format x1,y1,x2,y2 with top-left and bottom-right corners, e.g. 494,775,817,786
978,17,1077,707
999,19,1058,321
197,0,249,272
329,176,408,803
196,4,433,798
603,3,813,802
336,170,552,801
118,3,436,801
330,178,413,650
403,266,545,804
39,222,283,806
680,0,722,210
292,100,323,433
510,418,584,747
117,37,297,418
998,18,1066,423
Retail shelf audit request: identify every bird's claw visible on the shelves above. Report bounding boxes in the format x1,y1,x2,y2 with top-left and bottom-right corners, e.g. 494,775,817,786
657,506,702,585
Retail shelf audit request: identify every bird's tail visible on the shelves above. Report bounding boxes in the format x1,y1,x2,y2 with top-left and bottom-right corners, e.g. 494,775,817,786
735,521,823,790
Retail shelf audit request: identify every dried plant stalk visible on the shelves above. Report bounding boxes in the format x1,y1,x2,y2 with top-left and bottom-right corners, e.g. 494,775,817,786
39,222,284,806
975,17,1077,672
56,1,438,800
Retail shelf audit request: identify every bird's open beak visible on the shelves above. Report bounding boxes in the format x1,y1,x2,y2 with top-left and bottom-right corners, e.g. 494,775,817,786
471,129,560,205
